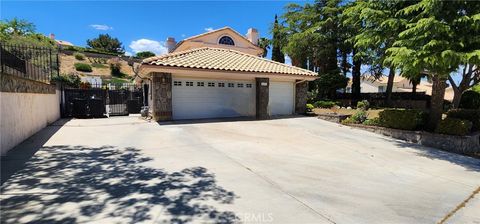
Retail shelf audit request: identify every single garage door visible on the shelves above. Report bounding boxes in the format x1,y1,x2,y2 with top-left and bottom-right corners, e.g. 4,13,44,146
269,81,294,116
172,78,255,120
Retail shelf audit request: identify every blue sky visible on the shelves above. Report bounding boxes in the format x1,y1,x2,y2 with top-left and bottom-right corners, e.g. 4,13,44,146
1,1,303,58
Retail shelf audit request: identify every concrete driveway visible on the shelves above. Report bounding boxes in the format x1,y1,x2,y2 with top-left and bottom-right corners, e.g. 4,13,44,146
1,116,479,224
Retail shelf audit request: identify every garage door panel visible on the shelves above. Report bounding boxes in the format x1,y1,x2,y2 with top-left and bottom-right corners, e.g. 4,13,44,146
269,82,294,116
172,78,255,120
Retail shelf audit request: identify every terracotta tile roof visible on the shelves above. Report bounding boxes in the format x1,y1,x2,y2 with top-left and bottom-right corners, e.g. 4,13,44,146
142,47,318,77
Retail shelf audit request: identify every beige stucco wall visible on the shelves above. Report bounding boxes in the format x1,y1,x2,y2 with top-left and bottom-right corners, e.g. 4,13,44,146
0,90,61,155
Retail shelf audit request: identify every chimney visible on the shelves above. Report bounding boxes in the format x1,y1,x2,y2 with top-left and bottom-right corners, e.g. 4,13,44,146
49,33,55,40
246,28,259,45
166,37,176,53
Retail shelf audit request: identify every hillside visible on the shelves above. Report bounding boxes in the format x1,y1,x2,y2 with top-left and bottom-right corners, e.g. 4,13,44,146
59,53,136,84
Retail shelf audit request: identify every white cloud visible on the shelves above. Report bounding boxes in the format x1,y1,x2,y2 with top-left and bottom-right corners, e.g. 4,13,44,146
125,51,133,57
90,24,113,31
204,27,214,32
129,39,167,56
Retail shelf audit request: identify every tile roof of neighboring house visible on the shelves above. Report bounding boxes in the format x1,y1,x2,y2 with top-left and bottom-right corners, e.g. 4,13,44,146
142,47,318,77
55,40,74,46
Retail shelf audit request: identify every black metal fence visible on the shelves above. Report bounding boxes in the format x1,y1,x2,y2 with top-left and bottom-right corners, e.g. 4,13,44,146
0,42,59,83
62,83,144,118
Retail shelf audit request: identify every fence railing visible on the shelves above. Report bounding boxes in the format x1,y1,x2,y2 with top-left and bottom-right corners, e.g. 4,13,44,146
0,42,59,83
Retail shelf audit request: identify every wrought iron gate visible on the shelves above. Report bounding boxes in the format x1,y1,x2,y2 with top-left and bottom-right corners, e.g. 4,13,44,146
62,83,144,118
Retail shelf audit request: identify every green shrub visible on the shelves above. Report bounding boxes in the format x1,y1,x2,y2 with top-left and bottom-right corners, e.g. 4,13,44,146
306,103,314,112
435,118,472,136
459,90,480,109
74,52,85,60
51,74,81,88
314,100,338,108
446,109,480,131
357,100,370,110
74,63,92,72
363,117,380,126
342,110,367,124
378,109,426,130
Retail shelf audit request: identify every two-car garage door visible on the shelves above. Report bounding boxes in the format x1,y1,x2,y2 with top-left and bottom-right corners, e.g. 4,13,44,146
171,78,294,120
172,78,255,120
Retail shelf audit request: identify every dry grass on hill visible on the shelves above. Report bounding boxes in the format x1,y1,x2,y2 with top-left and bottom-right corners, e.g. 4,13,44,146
59,54,135,78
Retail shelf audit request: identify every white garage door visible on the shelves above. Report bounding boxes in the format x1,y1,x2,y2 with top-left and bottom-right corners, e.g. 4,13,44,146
172,78,255,120
269,81,294,116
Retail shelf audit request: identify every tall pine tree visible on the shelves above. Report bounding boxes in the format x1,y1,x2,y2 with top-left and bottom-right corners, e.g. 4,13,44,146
271,15,285,63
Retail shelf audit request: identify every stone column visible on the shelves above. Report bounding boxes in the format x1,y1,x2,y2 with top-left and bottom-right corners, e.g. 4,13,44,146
255,77,269,120
151,72,172,121
295,80,308,114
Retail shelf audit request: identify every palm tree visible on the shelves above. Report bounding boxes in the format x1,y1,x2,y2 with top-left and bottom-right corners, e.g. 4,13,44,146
257,37,270,58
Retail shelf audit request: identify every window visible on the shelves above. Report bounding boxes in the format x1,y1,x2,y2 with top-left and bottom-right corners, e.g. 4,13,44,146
246,84,252,88
378,86,385,93
228,83,234,88
173,81,182,86
219,36,235,46
186,81,193,86
208,82,215,87
218,83,225,87
237,83,244,88
197,82,204,87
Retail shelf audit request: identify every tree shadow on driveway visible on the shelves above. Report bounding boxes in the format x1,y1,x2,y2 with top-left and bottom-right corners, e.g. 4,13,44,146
0,145,238,224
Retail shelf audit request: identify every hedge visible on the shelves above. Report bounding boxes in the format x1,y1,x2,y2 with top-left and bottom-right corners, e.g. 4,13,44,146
378,109,426,130
446,109,480,131
74,63,92,72
435,118,472,136
314,100,338,108
459,90,480,109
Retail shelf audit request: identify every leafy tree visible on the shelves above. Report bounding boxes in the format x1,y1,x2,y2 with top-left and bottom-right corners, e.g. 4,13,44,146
317,72,349,99
345,0,413,106
448,64,480,108
385,0,480,130
86,34,124,54
0,18,35,38
257,38,270,58
136,51,156,58
271,15,285,63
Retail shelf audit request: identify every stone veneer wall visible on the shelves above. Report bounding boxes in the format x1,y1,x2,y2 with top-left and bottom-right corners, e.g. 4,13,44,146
0,73,60,155
295,81,308,114
151,72,172,121
347,124,480,157
255,78,269,120
1,73,56,94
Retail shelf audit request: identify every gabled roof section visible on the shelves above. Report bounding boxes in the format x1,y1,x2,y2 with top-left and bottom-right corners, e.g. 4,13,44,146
173,27,262,52
142,47,318,77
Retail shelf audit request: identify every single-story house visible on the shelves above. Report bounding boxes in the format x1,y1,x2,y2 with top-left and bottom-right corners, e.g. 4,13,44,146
139,27,317,121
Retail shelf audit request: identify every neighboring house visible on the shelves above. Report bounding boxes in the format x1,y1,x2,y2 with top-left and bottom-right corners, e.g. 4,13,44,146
48,33,74,47
345,75,413,93
139,27,317,121
80,76,102,86
345,75,454,101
